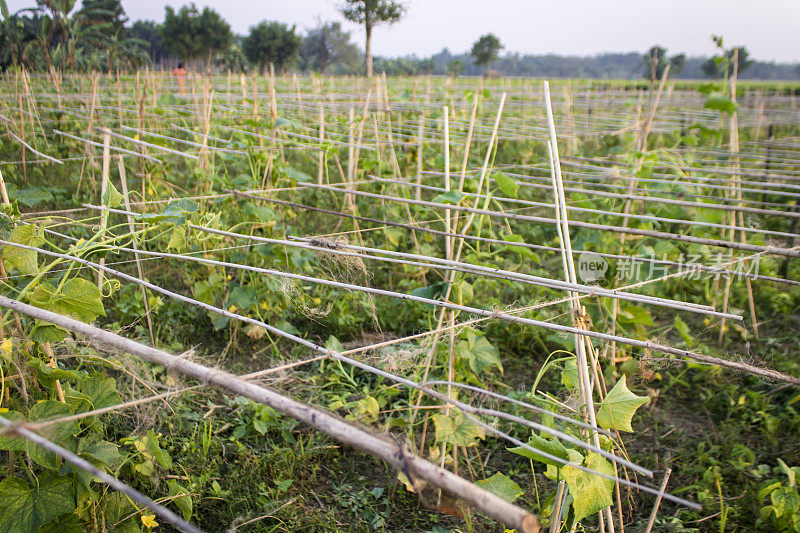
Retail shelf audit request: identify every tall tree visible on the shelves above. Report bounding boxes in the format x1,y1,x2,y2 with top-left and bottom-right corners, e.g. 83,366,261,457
702,46,753,78
0,1,39,67
446,58,464,77
471,33,503,73
340,0,404,77
77,0,126,36
644,45,685,80
161,3,232,67
242,21,300,72
128,20,166,64
300,20,359,74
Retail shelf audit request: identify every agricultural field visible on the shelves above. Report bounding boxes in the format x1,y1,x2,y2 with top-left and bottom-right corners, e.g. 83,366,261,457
0,68,798,533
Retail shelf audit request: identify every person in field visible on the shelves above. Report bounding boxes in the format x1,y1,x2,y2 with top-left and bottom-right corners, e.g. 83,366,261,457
172,62,186,92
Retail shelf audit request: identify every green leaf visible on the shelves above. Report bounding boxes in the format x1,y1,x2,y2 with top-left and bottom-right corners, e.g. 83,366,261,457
101,182,125,208
456,328,502,374
561,357,580,389
778,458,798,488
501,233,535,259
167,226,187,252
493,172,519,198
10,187,53,207
410,281,446,300
280,166,312,183
697,82,720,95
509,432,569,467
673,316,693,345
143,430,172,469
0,411,25,451
451,279,473,305
135,199,198,225
704,94,738,114
0,473,75,533
253,418,270,435
771,487,800,518
39,512,82,533
227,285,258,311
476,472,524,502
617,305,653,327
596,376,649,432
562,453,615,523
27,400,79,469
79,376,122,411
243,203,277,222
324,335,344,352
102,491,139,532
28,278,105,324
79,439,122,470
432,409,485,447
384,228,404,248
168,480,193,521
3,224,45,275
432,190,466,205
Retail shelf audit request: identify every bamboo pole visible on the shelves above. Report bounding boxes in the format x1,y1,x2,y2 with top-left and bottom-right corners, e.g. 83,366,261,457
117,156,155,346
97,129,111,290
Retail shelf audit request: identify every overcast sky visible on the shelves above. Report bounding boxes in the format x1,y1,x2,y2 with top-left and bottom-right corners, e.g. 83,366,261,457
7,0,800,62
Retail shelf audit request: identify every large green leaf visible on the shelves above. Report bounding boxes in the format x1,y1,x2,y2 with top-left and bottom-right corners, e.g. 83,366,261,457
135,199,198,225
101,182,125,208
3,224,45,275
28,278,105,324
432,190,466,205
561,357,580,390
451,279,473,305
79,438,122,470
168,480,193,521
243,203,277,222
456,328,502,374
9,187,53,208
501,233,535,259
166,226,187,252
281,166,312,183
509,432,569,467
432,409,485,447
80,376,122,411
493,172,519,198
562,453,615,523
0,473,75,533
28,400,80,469
703,94,738,115
596,376,649,432
227,285,259,311
475,472,524,502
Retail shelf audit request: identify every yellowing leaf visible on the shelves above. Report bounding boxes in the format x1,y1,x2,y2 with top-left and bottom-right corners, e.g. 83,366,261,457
562,453,615,523
475,472,524,502
245,325,267,340
508,432,569,467
596,376,649,432
3,225,45,275
141,514,159,528
167,226,187,252
432,409,485,447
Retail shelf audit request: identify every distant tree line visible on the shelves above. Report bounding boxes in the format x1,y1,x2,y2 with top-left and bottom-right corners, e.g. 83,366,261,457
0,1,797,79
